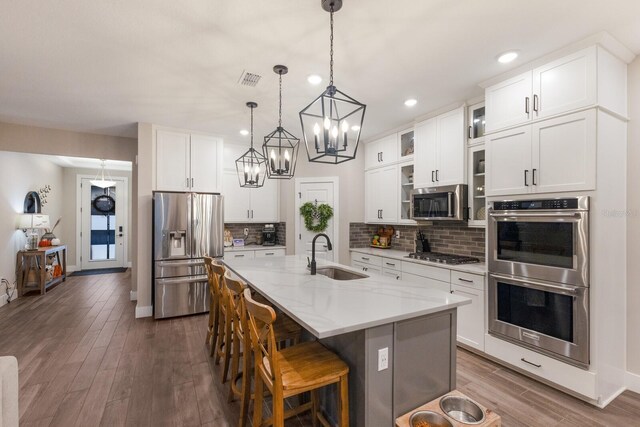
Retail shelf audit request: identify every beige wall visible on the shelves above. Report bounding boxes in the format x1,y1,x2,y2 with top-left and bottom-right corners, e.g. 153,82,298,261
0,152,64,302
627,57,640,375
61,167,133,268
280,151,365,265
135,123,153,310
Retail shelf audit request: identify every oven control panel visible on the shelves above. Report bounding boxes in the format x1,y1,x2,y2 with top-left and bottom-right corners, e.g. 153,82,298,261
493,198,579,211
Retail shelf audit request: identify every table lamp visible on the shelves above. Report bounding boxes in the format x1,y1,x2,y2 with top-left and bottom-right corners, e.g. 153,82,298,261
17,214,50,250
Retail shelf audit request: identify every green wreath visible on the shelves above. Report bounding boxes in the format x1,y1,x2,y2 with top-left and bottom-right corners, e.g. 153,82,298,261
300,202,333,232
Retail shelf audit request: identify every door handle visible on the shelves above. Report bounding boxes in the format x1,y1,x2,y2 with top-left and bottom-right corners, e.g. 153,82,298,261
380,209,383,219
468,125,473,139
457,277,474,283
191,177,194,187
524,169,529,186
251,210,254,219
435,170,439,181
380,152,383,162
186,178,190,188
532,168,537,185
521,358,542,368
247,210,250,219
533,94,539,113
525,97,530,114
431,171,435,183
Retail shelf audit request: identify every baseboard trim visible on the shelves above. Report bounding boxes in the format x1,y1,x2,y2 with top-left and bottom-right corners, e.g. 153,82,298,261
130,291,137,301
135,305,153,318
627,370,640,394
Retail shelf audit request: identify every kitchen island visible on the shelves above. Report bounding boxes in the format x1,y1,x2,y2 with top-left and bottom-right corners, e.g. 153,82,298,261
223,255,470,427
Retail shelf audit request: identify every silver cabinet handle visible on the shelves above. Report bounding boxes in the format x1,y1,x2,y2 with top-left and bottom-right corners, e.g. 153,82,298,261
458,277,474,283
521,358,542,368
533,94,539,113
525,97,530,114
524,169,529,186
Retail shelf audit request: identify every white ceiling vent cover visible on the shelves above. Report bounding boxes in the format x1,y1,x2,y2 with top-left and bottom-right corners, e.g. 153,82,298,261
238,70,262,87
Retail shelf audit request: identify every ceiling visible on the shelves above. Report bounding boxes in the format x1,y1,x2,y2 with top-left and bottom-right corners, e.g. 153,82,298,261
46,155,132,171
1,0,639,142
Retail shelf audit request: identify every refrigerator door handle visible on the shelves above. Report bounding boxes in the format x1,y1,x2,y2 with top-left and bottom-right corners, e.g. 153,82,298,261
156,275,208,285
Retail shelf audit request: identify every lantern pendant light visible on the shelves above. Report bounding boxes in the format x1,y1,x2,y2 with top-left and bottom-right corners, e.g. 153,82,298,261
299,0,366,164
263,65,299,179
236,102,267,188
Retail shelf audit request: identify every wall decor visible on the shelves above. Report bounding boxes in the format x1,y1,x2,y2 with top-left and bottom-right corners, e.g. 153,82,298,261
300,202,333,232
23,191,41,213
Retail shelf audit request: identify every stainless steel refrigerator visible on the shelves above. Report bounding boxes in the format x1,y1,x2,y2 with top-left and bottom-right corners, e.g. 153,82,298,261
153,191,224,319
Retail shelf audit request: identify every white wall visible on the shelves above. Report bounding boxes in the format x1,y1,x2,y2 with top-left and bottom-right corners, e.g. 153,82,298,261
627,56,640,376
61,167,133,269
280,150,365,265
0,152,64,305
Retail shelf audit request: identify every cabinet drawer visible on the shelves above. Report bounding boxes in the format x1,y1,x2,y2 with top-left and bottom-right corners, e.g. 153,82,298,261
451,271,484,289
225,251,255,260
402,272,450,293
382,258,401,271
401,261,450,282
382,269,401,281
351,260,381,275
255,248,285,258
351,252,383,267
485,334,596,399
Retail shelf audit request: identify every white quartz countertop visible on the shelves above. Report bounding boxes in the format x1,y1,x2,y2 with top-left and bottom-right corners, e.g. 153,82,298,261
225,245,286,252
350,247,487,275
223,255,470,339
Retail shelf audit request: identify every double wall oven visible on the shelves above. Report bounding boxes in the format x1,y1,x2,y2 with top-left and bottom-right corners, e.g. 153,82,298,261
487,197,590,368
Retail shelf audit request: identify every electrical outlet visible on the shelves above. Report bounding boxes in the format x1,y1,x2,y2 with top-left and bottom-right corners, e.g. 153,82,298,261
243,228,249,237
395,230,400,239
378,347,389,371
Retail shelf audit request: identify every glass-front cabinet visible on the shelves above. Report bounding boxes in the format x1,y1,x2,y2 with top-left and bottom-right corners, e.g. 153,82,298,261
468,144,486,227
399,162,415,224
399,128,415,161
468,102,486,142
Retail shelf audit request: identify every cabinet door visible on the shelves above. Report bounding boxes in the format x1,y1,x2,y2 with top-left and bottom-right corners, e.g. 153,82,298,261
485,71,532,133
382,269,402,281
486,126,532,196
378,165,398,223
364,139,381,170
436,106,465,186
190,134,223,193
378,134,398,166
225,251,255,261
533,47,596,119
250,177,279,222
156,130,190,191
254,248,286,257
222,170,251,222
364,169,381,223
531,110,596,194
413,118,438,188
402,272,450,293
451,284,485,351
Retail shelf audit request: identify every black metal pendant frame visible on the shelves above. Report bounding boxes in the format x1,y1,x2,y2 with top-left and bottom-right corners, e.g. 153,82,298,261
236,102,267,188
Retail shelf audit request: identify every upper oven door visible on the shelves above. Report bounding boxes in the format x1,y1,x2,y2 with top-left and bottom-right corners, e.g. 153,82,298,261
488,209,589,287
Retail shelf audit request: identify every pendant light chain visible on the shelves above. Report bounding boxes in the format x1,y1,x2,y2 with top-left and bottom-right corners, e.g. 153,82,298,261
278,72,283,128
329,6,334,87
250,104,254,149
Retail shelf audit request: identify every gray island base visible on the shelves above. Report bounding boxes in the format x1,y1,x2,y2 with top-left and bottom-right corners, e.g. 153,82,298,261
223,255,468,427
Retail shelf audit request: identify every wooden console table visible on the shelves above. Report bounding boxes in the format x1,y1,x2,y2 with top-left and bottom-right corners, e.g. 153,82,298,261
16,245,67,296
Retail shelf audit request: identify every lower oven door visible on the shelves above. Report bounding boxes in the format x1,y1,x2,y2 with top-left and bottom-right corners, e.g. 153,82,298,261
488,273,589,368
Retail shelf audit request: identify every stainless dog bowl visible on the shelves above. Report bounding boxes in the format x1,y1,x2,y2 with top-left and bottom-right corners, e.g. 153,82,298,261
409,410,453,427
439,395,485,424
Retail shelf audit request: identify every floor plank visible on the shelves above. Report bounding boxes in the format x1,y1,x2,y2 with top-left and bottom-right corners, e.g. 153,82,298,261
2,270,640,427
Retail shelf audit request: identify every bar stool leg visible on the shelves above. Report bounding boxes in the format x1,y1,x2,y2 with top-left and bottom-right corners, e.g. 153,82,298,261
253,369,264,427
272,385,285,427
338,374,349,427
221,314,232,383
311,389,319,427
228,329,241,403
239,337,251,427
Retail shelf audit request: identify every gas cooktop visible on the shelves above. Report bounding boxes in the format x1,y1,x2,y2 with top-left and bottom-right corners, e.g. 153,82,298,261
405,252,480,265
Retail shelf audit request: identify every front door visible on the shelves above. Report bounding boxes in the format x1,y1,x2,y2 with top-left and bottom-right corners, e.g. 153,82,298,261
80,177,127,270
295,178,337,262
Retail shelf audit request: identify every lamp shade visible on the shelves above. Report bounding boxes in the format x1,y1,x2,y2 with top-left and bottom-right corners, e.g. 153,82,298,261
17,214,50,229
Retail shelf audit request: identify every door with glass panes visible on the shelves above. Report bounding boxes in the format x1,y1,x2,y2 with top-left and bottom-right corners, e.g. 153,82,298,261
80,178,127,269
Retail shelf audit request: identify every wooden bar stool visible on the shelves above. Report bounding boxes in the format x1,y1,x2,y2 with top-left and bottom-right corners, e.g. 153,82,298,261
205,258,234,383
244,289,350,427
204,257,224,358
224,274,302,427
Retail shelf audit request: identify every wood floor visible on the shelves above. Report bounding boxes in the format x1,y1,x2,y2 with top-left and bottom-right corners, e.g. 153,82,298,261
1,271,639,427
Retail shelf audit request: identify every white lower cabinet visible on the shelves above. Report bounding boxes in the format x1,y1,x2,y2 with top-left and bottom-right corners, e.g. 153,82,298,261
382,268,401,281
254,248,286,258
225,248,285,260
451,284,485,351
402,272,450,293
352,260,382,275
225,251,255,260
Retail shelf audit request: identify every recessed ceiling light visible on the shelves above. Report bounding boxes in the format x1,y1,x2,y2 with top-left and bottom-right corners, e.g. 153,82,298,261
497,51,519,64
404,98,418,107
351,125,360,131
307,74,322,85
239,129,249,136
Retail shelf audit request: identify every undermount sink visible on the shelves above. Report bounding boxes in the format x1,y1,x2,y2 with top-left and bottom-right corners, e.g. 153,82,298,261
315,266,369,281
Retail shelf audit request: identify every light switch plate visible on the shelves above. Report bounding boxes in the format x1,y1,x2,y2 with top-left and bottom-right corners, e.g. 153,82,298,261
378,347,389,371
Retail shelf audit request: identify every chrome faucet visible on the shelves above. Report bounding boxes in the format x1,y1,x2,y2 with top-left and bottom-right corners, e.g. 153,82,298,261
310,233,333,275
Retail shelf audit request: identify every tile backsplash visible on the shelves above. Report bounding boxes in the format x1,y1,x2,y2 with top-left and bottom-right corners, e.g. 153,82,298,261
224,222,286,246
349,222,485,260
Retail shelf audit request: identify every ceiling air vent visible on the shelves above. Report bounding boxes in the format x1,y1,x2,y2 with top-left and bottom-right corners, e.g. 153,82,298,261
238,70,262,87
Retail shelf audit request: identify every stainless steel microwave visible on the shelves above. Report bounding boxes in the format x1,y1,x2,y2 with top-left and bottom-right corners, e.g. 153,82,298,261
410,184,468,221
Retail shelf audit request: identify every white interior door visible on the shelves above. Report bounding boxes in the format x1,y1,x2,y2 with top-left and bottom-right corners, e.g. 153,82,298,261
295,179,337,262
80,177,127,270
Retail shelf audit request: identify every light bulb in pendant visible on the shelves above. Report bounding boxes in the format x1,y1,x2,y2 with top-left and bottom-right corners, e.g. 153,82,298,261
324,116,331,130
313,123,320,135
341,121,349,133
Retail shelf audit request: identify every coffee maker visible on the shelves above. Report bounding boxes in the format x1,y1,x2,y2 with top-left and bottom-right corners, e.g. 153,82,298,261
262,224,276,246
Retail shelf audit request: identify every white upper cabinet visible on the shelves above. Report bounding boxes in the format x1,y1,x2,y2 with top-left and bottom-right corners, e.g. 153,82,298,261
223,170,251,221
365,165,398,224
414,106,465,189
486,110,596,196
365,134,398,169
155,129,223,193
190,134,223,193
485,71,533,133
533,46,597,119
250,177,279,223
156,130,190,191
